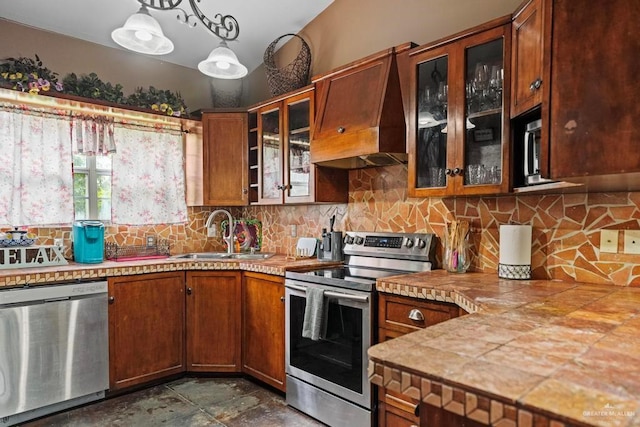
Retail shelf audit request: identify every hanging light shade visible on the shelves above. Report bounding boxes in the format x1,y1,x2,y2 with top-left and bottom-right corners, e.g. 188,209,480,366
198,41,248,79
111,5,174,55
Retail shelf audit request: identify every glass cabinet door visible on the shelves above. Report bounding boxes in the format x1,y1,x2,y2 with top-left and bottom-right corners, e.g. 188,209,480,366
463,38,504,187
259,108,282,202
286,98,311,200
415,55,449,189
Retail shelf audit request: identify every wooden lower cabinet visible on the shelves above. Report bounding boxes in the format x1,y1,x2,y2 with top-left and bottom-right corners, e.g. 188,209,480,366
108,272,186,391
378,395,420,427
242,272,286,391
377,293,463,426
186,271,241,372
421,403,486,427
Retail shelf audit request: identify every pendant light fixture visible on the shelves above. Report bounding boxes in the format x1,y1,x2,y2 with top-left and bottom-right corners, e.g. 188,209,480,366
111,5,174,55
111,0,246,79
198,41,248,79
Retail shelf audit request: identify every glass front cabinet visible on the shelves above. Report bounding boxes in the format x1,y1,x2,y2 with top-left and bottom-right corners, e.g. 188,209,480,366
254,91,314,204
247,87,349,206
405,21,511,197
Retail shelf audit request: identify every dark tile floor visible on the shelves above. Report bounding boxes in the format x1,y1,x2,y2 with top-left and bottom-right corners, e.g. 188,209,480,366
24,377,325,426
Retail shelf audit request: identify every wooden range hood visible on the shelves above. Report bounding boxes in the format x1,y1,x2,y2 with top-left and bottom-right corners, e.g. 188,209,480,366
310,45,412,169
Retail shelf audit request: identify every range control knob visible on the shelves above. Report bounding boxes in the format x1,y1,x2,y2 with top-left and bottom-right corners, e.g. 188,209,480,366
355,236,365,245
405,238,414,248
416,238,427,249
344,235,354,244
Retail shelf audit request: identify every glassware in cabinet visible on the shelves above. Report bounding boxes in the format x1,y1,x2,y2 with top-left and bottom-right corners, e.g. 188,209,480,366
463,37,505,188
258,107,283,203
406,19,511,197
415,55,449,190
285,96,312,201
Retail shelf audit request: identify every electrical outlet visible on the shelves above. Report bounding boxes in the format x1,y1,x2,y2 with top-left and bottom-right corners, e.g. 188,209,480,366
54,238,64,248
600,230,618,253
146,234,157,247
623,230,640,254
207,228,217,238
290,225,297,238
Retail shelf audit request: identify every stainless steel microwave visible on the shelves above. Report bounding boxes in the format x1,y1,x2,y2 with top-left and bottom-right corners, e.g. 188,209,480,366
524,119,552,185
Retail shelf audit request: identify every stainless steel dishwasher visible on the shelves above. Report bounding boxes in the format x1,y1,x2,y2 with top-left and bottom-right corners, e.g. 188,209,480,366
0,280,109,426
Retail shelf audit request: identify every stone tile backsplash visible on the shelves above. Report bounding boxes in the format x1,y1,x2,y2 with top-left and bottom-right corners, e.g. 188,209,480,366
28,165,640,286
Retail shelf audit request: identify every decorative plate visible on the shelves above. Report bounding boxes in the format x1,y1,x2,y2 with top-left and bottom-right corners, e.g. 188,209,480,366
0,238,35,247
222,219,262,251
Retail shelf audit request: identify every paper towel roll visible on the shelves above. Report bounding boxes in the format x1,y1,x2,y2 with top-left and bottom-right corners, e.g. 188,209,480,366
499,224,532,279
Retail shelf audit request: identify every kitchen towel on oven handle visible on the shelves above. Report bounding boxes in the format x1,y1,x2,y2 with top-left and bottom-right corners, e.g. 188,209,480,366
302,287,327,341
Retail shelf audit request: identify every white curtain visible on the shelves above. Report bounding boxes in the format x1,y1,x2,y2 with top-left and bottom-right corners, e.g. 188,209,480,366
71,115,116,155
111,124,187,225
0,105,74,226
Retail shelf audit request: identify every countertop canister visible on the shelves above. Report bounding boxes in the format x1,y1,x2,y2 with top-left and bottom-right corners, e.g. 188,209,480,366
498,224,532,279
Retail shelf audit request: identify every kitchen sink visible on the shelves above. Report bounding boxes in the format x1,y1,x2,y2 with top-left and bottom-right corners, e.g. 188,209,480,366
171,252,232,260
230,253,274,260
170,252,274,260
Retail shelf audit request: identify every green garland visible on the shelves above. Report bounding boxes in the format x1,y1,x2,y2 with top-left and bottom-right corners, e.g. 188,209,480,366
0,54,189,117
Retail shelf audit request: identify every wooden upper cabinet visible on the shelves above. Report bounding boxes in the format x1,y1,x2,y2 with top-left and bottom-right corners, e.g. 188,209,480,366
202,111,249,206
405,18,511,198
186,271,241,373
510,0,548,117
249,86,348,205
311,47,406,168
108,272,186,391
549,0,640,180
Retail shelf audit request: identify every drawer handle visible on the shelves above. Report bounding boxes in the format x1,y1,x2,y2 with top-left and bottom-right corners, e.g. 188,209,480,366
408,308,424,322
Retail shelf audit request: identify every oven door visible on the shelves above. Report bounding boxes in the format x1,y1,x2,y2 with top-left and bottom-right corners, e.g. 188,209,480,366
285,279,373,409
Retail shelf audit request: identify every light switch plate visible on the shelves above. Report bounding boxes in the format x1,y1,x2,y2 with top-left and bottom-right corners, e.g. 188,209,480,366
623,230,640,254
207,228,217,238
600,230,618,253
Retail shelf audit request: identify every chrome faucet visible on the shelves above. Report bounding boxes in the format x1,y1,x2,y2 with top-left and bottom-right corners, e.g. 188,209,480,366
205,209,235,254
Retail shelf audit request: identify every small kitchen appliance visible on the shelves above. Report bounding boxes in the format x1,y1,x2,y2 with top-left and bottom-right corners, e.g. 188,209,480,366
524,119,552,185
285,231,436,427
73,220,105,263
317,215,344,262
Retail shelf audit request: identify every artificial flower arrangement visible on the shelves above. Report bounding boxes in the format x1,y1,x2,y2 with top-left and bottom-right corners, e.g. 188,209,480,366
0,55,189,117
126,86,188,118
0,55,63,94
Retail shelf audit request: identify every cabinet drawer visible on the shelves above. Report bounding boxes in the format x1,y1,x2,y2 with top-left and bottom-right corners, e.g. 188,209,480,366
378,400,419,427
379,293,459,335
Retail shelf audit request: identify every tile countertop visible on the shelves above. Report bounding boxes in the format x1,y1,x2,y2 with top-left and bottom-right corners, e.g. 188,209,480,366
0,255,340,288
369,270,640,427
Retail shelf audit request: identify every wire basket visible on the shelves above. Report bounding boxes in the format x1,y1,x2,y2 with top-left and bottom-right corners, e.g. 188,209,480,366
264,33,311,97
105,239,171,261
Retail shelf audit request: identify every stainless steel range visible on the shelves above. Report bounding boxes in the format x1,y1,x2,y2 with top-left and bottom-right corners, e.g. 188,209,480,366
285,231,436,427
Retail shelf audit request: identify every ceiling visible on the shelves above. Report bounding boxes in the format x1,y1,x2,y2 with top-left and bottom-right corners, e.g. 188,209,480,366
0,0,333,74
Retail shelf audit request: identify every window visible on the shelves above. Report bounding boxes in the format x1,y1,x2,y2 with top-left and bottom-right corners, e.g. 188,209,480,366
73,154,112,221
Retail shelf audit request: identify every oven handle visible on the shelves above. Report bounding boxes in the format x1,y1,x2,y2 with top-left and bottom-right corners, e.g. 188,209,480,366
286,283,369,303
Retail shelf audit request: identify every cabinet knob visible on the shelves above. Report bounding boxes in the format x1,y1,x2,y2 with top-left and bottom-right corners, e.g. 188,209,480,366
108,296,115,304
242,188,248,194
280,296,285,302
445,168,453,176
186,287,192,295
530,78,542,91
408,308,424,322
337,126,345,134
453,167,462,175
